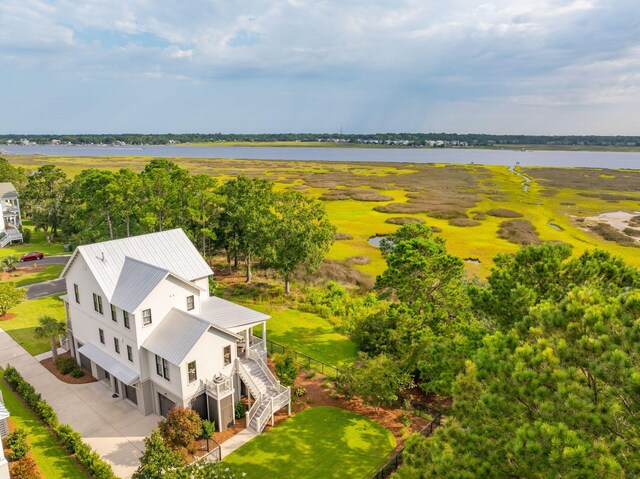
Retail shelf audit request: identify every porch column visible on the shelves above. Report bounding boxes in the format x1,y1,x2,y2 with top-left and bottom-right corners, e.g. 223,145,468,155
262,322,267,344
247,389,251,410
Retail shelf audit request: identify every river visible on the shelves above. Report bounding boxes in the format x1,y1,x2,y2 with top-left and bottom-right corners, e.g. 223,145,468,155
2,144,640,169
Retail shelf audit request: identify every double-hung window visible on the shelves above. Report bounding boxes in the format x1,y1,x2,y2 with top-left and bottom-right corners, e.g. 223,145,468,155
111,304,117,322
188,361,197,382
99,328,105,344
223,345,231,366
93,293,103,314
114,337,120,354
74,284,80,303
123,311,130,329
127,345,133,362
155,355,170,381
186,295,195,311
142,309,152,326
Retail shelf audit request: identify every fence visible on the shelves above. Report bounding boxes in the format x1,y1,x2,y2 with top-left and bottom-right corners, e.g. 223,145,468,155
264,338,341,377
192,439,222,464
370,414,441,479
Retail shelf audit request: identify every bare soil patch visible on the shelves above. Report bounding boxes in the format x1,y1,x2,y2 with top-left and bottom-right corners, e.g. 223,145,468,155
0,313,17,321
486,208,524,218
385,217,425,225
498,219,540,245
40,352,96,384
449,218,481,227
582,211,640,246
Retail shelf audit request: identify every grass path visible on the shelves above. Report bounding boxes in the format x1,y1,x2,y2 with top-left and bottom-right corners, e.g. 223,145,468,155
1,295,66,356
0,373,87,479
224,406,395,479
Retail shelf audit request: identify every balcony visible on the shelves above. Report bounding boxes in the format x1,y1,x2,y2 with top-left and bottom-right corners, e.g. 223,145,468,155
205,375,233,399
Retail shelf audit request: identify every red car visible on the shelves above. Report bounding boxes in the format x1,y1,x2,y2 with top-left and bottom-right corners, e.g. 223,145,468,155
20,252,44,262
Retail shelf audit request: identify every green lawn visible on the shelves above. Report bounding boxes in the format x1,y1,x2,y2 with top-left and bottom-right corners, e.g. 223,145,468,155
9,264,65,287
0,225,67,260
253,306,358,367
224,406,396,479
0,373,87,479
2,295,66,355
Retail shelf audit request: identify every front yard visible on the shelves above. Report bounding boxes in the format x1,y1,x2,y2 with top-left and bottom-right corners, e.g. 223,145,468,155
224,406,396,479
0,372,87,479
4,263,65,287
0,295,66,356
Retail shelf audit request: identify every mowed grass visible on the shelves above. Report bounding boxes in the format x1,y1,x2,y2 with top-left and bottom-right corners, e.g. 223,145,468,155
224,406,396,479
8,264,65,287
0,372,87,479
2,295,66,355
0,225,66,260
253,306,358,367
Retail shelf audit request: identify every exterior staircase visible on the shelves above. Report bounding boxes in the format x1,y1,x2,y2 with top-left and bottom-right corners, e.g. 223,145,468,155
236,350,291,433
0,227,22,247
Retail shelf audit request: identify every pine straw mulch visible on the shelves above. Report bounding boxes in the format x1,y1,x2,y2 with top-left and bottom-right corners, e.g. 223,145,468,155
39,352,96,385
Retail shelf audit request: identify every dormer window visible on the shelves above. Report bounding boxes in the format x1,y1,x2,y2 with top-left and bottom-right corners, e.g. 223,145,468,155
186,295,195,311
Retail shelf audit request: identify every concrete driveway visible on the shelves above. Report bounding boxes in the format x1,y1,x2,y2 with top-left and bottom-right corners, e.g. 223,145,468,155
0,329,159,479
25,279,67,299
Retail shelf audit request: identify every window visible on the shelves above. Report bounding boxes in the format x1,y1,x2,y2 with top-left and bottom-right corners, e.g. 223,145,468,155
127,345,133,362
123,311,130,329
111,304,117,322
93,293,103,314
142,309,152,326
188,361,197,382
223,345,231,366
156,355,170,381
114,337,120,354
99,328,105,344
74,284,80,303
186,295,195,311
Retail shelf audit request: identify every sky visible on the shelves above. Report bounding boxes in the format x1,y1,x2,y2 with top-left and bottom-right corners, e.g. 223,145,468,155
1,0,639,135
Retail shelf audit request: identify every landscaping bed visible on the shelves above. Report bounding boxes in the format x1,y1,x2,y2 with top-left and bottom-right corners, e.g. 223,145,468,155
39,352,96,385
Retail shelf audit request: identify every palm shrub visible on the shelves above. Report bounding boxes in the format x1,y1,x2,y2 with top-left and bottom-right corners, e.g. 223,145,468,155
2,255,18,273
34,316,66,361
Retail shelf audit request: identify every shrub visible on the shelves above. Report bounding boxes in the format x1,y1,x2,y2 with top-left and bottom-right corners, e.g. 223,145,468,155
4,366,58,427
235,401,246,419
70,367,84,378
55,424,83,453
293,386,306,397
273,352,299,388
55,356,77,375
34,400,58,428
7,428,30,461
0,282,26,316
9,456,41,479
22,228,32,243
158,406,202,453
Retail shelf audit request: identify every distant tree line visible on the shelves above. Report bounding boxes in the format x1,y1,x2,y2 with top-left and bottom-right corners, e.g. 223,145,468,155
2,133,640,147
0,157,335,292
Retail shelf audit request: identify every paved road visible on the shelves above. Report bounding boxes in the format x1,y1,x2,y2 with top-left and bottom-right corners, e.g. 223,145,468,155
25,279,67,299
17,255,71,268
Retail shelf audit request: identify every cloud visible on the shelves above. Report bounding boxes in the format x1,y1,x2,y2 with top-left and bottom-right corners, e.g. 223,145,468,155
1,0,640,133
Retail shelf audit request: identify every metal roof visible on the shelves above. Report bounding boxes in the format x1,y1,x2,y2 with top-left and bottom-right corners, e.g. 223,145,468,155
0,183,18,199
77,343,139,385
198,297,270,329
110,257,169,312
61,229,213,301
142,308,239,365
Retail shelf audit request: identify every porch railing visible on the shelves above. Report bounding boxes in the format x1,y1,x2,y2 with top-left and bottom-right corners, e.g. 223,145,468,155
248,349,286,394
205,375,233,399
236,359,263,426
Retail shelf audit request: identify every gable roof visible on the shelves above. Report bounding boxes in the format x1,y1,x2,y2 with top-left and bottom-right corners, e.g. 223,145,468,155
0,183,18,199
198,296,270,329
61,229,213,301
110,257,169,312
142,308,240,365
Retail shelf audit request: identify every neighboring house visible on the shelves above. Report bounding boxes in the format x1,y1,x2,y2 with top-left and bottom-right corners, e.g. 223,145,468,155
0,392,10,479
60,229,290,434
0,182,23,247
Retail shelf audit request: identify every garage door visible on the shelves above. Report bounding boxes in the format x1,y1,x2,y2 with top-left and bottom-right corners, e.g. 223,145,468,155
158,393,176,417
191,393,208,420
78,352,91,372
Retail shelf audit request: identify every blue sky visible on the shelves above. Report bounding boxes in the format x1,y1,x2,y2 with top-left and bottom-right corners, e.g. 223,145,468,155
1,0,639,134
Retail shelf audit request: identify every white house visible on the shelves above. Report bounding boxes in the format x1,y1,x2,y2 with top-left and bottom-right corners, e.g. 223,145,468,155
60,229,290,433
0,182,23,247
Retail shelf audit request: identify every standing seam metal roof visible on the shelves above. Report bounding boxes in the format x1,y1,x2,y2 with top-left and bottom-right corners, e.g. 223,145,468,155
142,308,239,364
77,343,139,385
198,296,270,329
0,183,18,199
61,229,213,301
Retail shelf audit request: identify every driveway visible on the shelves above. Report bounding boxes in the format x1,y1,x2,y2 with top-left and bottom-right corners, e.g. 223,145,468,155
17,255,71,268
0,329,159,479
25,279,66,299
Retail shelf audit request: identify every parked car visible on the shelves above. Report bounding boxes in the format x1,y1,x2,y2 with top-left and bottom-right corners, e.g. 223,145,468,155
20,252,44,262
